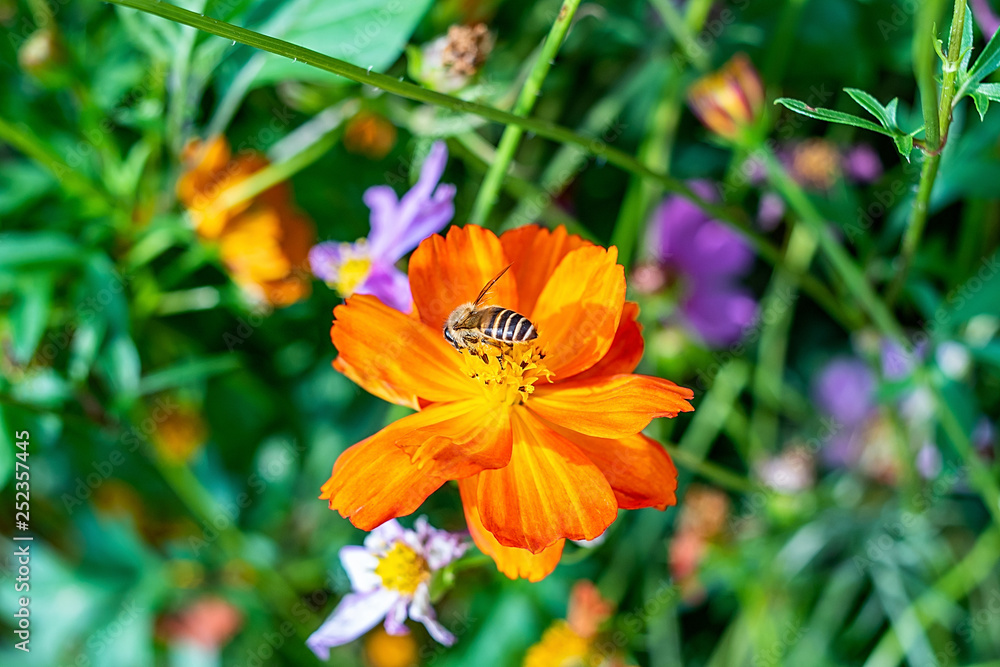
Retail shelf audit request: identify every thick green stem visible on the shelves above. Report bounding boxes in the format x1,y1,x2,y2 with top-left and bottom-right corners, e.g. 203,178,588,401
469,0,582,226
890,0,965,303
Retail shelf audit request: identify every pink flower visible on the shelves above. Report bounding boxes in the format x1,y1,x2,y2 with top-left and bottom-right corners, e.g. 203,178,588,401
306,518,467,658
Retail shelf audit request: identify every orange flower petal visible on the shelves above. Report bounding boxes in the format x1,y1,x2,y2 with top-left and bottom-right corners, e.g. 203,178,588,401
476,408,617,552
549,421,678,510
499,225,590,316
530,374,694,438
321,426,450,530
531,245,625,379
331,294,477,409
392,400,512,478
573,301,643,381
408,225,518,330
459,477,564,582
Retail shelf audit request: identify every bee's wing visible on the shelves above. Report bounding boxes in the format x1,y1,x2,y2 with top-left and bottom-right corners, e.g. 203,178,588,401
472,264,513,307
453,307,492,331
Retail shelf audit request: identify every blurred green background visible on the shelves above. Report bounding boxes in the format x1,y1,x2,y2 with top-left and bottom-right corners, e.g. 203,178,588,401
2,0,1000,665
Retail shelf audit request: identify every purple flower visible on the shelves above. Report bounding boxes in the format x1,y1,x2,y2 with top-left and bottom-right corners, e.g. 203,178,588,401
843,145,883,184
306,518,468,659
814,357,876,427
647,182,758,347
813,357,877,468
972,0,1000,39
309,141,456,312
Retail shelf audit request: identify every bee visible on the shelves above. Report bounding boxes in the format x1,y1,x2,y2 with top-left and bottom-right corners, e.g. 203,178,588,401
443,265,537,357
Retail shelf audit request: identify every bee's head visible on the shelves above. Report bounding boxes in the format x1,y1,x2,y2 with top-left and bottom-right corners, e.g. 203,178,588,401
443,326,458,349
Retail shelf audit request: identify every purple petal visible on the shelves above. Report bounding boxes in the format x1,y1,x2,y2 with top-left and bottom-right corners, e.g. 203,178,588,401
757,192,786,231
813,357,875,426
880,339,924,381
822,431,862,469
843,145,883,184
681,282,758,348
308,242,343,284
408,584,455,646
355,262,413,313
366,142,455,263
916,443,942,479
339,546,380,593
972,0,1000,39
306,588,399,658
647,183,717,262
680,219,755,280
383,598,411,636
364,185,403,259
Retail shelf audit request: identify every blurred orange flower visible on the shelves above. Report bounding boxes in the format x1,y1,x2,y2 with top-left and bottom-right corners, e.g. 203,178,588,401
150,403,208,463
364,627,418,667
159,595,243,649
524,580,623,667
669,485,730,602
321,225,693,581
343,111,398,160
177,136,314,306
687,53,764,142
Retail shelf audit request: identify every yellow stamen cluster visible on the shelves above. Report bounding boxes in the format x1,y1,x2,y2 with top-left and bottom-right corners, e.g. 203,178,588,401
461,343,553,406
328,240,373,297
374,542,430,596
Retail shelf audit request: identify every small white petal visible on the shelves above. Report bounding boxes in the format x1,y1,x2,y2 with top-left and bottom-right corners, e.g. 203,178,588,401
339,546,380,593
408,584,455,646
306,588,399,659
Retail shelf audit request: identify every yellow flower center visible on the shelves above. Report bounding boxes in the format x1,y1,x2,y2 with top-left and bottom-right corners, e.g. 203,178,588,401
460,343,553,406
374,543,430,596
522,621,594,667
792,139,841,190
333,252,373,296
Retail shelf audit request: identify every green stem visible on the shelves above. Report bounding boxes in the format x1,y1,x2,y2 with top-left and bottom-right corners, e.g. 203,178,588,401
661,441,757,494
749,221,818,458
889,0,963,304
468,0,582,226
213,119,345,212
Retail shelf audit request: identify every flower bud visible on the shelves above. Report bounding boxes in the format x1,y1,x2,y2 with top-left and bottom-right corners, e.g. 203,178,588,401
687,54,764,142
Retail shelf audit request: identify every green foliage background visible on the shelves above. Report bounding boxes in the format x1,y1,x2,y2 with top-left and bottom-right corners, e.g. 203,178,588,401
2,0,1000,665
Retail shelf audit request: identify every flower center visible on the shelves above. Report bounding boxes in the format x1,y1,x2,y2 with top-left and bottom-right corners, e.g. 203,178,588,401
460,343,553,406
331,241,373,296
374,542,430,596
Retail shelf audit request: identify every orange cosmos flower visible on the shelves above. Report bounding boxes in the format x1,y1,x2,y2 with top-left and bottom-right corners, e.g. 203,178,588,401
687,53,764,142
320,225,694,581
177,136,314,306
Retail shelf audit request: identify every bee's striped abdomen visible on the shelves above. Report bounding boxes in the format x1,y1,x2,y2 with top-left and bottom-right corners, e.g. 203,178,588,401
482,307,537,344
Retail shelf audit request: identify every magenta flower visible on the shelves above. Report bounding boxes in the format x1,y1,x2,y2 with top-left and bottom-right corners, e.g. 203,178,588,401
647,182,758,347
309,141,456,312
972,0,1000,38
307,518,468,659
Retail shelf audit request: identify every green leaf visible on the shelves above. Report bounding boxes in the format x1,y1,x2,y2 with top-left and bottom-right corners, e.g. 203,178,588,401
774,98,892,135
970,83,1000,119
972,90,990,119
100,334,142,403
893,133,915,160
959,2,974,72
0,232,83,271
959,16,1000,95
844,88,898,130
8,272,54,364
252,0,435,87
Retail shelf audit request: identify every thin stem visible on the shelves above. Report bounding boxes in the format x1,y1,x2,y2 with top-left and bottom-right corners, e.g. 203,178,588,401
889,0,964,303
468,0,582,226
213,120,344,212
